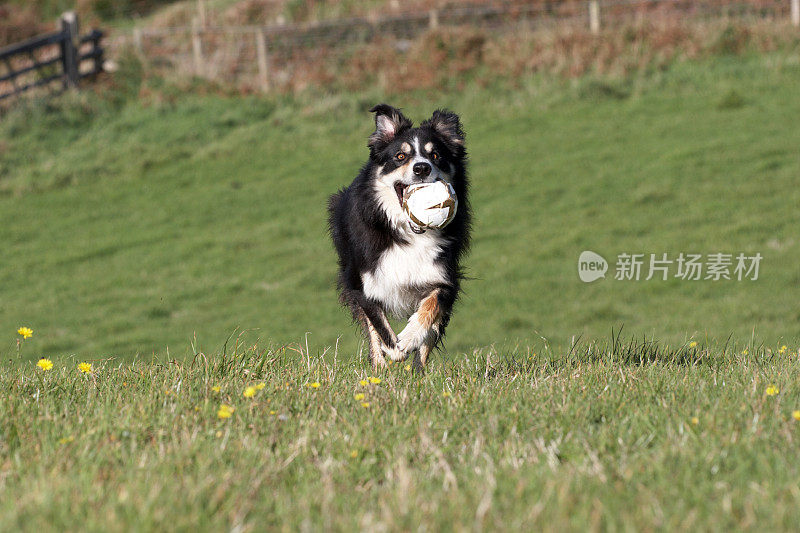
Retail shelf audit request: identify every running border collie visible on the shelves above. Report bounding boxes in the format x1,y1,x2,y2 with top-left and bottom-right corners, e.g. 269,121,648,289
328,104,470,370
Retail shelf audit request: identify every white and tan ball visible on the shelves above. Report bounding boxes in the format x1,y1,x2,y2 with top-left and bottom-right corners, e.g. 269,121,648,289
402,181,458,231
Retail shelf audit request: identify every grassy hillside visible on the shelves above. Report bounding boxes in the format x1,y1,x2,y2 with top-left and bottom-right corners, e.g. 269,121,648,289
3,45,800,532
2,343,800,530
1,52,799,363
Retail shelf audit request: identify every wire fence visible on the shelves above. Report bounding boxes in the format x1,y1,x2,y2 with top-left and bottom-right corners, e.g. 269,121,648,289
107,0,797,91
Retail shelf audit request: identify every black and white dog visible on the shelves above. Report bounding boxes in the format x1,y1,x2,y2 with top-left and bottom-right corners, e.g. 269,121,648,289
328,104,470,370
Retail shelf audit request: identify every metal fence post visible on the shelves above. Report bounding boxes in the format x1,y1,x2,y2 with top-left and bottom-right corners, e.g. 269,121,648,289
60,11,80,88
589,0,601,35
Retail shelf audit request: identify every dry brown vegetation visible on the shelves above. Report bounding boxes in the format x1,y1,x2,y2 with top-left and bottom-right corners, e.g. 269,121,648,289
0,4,52,46
123,13,799,96
3,1,798,97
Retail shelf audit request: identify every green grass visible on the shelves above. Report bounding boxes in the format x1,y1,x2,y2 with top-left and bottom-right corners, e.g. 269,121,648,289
2,53,799,362
3,50,800,530
2,341,800,530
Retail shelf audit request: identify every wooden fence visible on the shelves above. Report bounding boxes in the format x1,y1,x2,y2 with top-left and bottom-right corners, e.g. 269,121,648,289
0,12,104,102
111,0,797,92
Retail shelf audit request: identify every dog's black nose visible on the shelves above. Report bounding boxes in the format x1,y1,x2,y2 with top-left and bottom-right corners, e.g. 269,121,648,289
413,162,432,177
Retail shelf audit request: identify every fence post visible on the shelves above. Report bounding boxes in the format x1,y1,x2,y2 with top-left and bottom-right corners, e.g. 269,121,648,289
255,29,270,91
792,0,800,27
191,17,204,76
60,11,80,88
93,31,104,75
197,0,207,27
133,26,143,56
589,0,600,35
429,9,439,30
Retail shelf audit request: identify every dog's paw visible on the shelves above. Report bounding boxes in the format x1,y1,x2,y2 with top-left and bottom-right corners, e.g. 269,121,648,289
397,313,431,354
381,343,407,362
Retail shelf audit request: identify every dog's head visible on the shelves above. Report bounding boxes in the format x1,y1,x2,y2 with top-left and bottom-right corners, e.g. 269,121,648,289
367,104,465,220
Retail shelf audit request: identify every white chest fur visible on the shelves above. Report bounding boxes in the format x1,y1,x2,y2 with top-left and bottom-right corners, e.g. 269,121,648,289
362,232,447,318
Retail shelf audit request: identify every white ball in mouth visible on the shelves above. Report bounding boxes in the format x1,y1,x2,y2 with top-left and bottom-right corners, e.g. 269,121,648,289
402,180,458,231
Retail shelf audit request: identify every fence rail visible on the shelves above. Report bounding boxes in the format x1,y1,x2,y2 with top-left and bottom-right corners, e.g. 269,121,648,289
0,12,105,102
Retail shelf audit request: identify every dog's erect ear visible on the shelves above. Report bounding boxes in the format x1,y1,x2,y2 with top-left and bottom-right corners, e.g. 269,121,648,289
368,104,412,154
422,109,465,153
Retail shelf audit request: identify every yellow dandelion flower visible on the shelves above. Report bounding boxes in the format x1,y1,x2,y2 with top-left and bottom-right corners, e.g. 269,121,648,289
215,430,223,438
766,385,779,396
211,385,221,393
243,386,257,398
742,349,749,355
217,404,235,419
354,393,365,401
792,410,800,421
58,436,74,445
442,391,451,398
36,358,53,371
404,364,411,371
690,417,699,425
269,410,276,415
359,379,368,386
350,449,358,458
361,402,370,408
78,362,93,374
779,345,788,355
17,327,33,339
255,383,266,390
689,341,698,348
368,377,381,384
308,381,321,389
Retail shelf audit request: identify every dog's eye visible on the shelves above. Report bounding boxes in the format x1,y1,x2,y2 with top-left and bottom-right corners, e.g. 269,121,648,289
431,151,439,161
396,152,406,161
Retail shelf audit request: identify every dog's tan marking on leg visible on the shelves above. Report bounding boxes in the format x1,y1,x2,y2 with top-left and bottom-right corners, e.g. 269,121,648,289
418,289,441,329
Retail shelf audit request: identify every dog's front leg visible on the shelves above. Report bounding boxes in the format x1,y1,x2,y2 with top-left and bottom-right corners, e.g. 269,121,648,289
396,289,442,359
364,316,388,371
343,290,398,370
362,302,402,368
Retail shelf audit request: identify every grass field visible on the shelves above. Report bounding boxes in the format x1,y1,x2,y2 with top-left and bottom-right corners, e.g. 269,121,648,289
2,52,799,363
2,48,800,530
2,341,800,530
